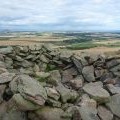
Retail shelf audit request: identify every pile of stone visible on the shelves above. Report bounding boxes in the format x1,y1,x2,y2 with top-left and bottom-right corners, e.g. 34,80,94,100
0,44,120,120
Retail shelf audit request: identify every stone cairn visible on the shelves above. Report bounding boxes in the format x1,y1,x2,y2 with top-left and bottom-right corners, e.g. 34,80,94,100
0,44,120,120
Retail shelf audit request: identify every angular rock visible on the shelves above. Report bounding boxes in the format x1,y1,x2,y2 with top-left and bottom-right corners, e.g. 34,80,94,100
36,72,50,82
0,72,16,84
35,107,67,120
12,94,40,111
98,106,113,120
106,59,120,69
78,94,99,120
0,85,6,103
0,61,6,68
46,98,61,107
45,87,60,100
71,56,83,73
69,75,84,90
106,84,120,94
61,67,78,83
47,70,61,85
21,60,33,68
56,83,78,103
10,74,47,106
106,94,120,118
0,68,8,74
39,54,49,63
2,108,28,120
0,47,13,54
82,66,95,82
83,82,110,102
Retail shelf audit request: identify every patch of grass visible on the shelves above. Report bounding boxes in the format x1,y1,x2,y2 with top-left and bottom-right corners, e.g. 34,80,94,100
66,42,100,50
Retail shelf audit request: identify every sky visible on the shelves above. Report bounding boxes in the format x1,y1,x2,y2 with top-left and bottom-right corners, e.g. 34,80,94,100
0,0,120,31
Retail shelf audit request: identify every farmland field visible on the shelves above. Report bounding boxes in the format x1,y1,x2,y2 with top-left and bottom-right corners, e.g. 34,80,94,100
0,32,120,54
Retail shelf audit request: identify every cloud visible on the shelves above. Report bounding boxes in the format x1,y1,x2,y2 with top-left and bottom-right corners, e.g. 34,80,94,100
0,0,120,31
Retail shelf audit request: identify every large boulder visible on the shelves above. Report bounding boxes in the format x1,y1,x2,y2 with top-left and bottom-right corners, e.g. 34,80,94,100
10,74,47,106
83,82,110,102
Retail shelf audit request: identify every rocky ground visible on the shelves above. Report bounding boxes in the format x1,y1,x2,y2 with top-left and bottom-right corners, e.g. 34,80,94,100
0,44,120,120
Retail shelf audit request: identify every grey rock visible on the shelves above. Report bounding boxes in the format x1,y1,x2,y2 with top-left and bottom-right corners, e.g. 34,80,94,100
12,94,40,111
10,74,47,106
39,54,49,63
106,59,120,69
71,56,83,73
2,108,27,120
83,82,110,102
47,70,61,85
106,94,120,118
21,60,33,68
35,107,68,120
106,84,120,94
0,85,6,103
0,72,16,84
98,106,113,120
82,66,95,82
35,72,50,82
46,98,61,107
45,87,60,100
0,47,13,54
56,83,78,103
0,68,8,74
69,75,84,90
78,94,99,120
61,67,78,83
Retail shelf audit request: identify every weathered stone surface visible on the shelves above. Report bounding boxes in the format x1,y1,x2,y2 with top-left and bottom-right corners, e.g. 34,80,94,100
35,107,67,120
0,45,119,120
69,75,83,90
98,106,113,120
47,70,61,85
45,87,60,100
106,84,120,94
78,94,99,120
71,56,83,73
46,98,62,107
56,83,78,103
40,54,49,63
82,66,95,82
0,68,8,74
61,67,78,83
106,59,120,68
36,72,50,82
0,72,16,84
83,82,110,102
0,47,13,54
106,94,120,118
2,108,28,120
10,74,47,106
0,85,6,103
12,94,40,111
0,61,6,68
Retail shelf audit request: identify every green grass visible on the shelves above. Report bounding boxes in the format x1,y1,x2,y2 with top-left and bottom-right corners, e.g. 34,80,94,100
66,41,120,50
66,42,99,50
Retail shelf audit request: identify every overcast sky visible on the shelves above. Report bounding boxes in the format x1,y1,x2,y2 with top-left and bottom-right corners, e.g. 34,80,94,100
0,0,120,31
